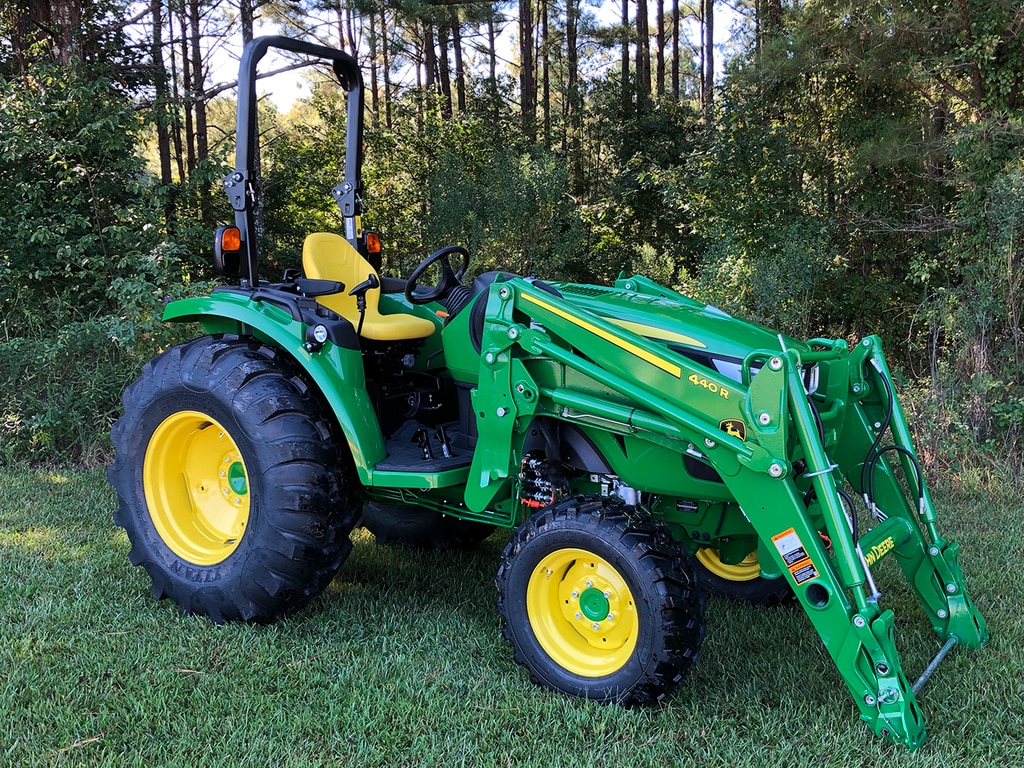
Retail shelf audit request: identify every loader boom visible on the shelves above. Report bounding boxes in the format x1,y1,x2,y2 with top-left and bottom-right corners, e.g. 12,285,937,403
454,274,988,748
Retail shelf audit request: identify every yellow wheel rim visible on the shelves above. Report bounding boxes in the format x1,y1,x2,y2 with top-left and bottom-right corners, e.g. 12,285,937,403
143,411,251,566
695,548,761,582
526,548,638,677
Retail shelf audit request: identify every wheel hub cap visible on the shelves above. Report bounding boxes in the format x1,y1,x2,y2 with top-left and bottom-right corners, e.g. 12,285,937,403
579,587,610,622
226,460,248,495
526,548,638,677
143,411,251,566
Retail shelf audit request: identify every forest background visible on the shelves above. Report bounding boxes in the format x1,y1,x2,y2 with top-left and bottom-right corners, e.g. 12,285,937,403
1,0,1022,481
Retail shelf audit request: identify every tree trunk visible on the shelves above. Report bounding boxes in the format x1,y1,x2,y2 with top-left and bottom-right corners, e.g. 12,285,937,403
150,0,175,227
671,0,680,100
189,0,210,220
438,23,453,116
239,0,253,45
702,0,714,111
189,0,207,162
334,0,347,52
368,10,379,128
487,12,500,123
423,22,437,90
9,1,51,72
655,0,665,99
566,0,583,195
346,2,357,57
519,0,536,141
758,0,782,53
179,4,196,176
636,0,651,109
150,0,172,184
450,12,466,114
45,0,83,65
167,9,185,182
621,0,630,116
381,8,392,129
541,0,550,146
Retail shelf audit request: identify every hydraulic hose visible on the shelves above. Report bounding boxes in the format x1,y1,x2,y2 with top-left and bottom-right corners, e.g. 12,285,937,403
860,361,926,522
860,365,895,502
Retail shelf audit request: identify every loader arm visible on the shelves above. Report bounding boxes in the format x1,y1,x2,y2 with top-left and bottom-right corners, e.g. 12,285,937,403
466,275,987,749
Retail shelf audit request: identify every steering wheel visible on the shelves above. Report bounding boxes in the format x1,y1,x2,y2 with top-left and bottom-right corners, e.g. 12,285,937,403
405,245,470,305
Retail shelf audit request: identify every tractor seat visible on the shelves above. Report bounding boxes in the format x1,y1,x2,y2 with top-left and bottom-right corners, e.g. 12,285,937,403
302,233,435,341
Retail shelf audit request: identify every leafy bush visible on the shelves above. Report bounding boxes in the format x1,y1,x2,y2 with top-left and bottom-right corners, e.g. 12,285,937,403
926,124,1024,465
0,65,210,466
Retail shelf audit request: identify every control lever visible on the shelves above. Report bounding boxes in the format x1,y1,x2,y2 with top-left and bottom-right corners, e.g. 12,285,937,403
434,426,454,458
411,428,433,460
348,273,380,335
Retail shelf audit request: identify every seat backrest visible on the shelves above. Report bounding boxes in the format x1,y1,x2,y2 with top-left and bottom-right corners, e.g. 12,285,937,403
302,233,435,341
302,232,367,320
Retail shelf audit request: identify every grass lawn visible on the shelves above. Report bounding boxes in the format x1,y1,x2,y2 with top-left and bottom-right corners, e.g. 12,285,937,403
1,466,1021,767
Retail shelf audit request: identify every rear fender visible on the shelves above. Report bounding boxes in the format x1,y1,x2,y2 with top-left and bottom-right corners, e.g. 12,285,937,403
163,293,385,480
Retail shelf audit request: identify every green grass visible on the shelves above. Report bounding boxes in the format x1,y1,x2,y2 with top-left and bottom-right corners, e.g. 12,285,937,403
1,468,1021,767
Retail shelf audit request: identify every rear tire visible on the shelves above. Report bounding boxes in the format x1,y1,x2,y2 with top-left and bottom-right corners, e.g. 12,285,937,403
362,500,494,549
694,547,793,606
108,334,359,623
496,496,705,705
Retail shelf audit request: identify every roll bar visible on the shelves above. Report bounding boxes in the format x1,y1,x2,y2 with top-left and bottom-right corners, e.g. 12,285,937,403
221,36,365,288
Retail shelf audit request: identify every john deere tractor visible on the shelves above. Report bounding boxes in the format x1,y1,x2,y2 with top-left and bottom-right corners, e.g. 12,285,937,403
108,37,988,749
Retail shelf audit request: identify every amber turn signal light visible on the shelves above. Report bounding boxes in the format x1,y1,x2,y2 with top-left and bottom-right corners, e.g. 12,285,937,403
365,231,381,254
213,225,244,277
218,226,242,252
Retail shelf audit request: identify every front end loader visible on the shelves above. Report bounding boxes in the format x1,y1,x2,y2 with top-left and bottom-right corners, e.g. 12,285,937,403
107,36,987,750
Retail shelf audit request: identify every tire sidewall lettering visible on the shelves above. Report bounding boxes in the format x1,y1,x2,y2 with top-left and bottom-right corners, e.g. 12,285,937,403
130,391,259,565
169,557,226,584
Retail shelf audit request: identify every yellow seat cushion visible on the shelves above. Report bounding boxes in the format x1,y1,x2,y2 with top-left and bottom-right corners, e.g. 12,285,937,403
302,233,435,341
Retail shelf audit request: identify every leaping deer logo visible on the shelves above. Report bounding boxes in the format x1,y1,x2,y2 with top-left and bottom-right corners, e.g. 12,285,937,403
720,419,746,441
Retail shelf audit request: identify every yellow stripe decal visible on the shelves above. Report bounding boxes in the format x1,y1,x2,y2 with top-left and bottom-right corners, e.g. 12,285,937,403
605,317,707,349
522,292,682,378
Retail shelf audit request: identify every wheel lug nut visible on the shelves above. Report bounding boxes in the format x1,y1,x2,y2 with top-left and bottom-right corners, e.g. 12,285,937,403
571,591,579,599
592,623,600,631
603,591,610,598
606,613,614,620
575,612,582,620
585,580,593,588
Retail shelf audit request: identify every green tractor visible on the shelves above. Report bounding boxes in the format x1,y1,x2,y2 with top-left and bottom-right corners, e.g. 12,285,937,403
108,37,987,749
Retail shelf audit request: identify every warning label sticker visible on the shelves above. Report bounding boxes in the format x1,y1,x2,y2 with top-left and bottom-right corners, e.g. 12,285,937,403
791,562,819,585
772,528,809,568
773,527,819,585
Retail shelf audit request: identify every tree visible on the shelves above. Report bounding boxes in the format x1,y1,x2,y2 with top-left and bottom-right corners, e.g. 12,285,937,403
620,0,630,114
0,0,146,72
520,0,537,140
636,0,651,108
701,0,712,110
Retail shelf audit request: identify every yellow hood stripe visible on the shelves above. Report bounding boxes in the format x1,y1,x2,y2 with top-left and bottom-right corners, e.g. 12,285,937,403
605,317,707,349
522,292,682,378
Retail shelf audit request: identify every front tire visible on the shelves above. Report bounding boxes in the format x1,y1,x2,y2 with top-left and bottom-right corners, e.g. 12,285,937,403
108,334,359,623
496,496,705,705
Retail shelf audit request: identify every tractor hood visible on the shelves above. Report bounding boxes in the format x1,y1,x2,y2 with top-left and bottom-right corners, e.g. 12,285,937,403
551,280,806,383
